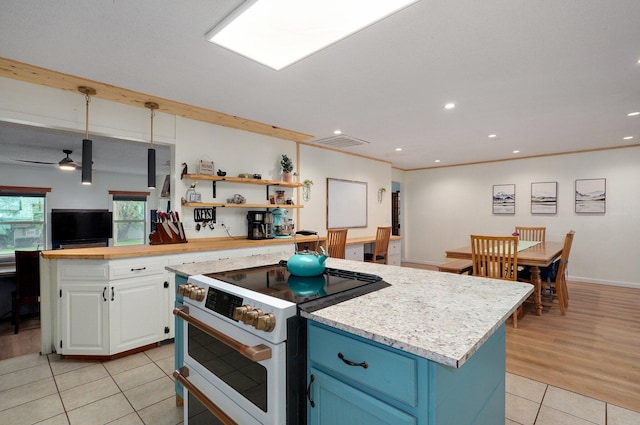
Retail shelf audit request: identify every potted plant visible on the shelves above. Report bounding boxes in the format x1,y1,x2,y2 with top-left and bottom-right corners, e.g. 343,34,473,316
280,154,294,182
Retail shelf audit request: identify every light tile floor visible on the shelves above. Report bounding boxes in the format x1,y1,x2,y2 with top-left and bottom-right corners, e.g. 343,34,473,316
1,342,639,425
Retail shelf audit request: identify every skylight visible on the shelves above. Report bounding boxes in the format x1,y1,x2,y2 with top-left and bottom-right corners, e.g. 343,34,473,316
206,0,420,70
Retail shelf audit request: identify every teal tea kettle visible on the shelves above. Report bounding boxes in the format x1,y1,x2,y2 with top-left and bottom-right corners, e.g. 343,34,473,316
287,230,328,276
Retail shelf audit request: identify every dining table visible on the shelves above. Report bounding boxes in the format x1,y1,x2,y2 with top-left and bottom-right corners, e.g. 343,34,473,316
445,240,564,315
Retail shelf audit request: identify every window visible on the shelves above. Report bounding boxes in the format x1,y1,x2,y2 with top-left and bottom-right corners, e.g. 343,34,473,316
112,193,148,246
0,187,49,257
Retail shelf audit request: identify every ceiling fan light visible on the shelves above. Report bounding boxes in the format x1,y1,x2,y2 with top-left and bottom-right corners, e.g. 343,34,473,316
59,149,76,170
82,139,92,185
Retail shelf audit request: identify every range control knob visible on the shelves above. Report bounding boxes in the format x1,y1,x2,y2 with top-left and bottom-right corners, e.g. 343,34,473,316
256,313,276,332
243,308,263,326
178,283,193,296
188,286,202,300
194,288,206,301
233,305,253,321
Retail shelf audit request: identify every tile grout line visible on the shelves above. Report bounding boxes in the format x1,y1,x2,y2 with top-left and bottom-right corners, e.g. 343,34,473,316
47,353,72,425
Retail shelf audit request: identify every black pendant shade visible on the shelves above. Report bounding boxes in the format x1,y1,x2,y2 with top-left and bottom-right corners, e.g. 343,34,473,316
148,148,156,189
145,101,159,190
82,139,92,185
78,86,96,185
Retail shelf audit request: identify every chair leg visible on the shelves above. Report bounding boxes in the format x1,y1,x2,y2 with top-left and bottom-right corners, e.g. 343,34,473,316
512,310,518,328
14,301,20,334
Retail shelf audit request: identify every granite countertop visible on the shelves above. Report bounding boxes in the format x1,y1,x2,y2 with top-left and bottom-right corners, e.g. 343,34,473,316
167,252,533,368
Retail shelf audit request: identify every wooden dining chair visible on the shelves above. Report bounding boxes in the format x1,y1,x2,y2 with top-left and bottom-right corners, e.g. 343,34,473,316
12,250,41,334
364,226,392,264
327,228,348,259
515,226,546,241
470,235,522,327
539,230,575,315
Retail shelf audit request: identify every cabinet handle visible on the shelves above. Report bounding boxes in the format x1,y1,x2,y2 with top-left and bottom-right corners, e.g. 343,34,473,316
338,352,368,369
103,287,107,302
130,267,147,271
111,287,115,301
306,374,315,408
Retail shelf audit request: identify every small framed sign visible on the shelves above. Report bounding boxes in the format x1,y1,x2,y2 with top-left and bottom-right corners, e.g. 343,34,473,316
193,207,216,222
198,160,214,175
188,191,202,203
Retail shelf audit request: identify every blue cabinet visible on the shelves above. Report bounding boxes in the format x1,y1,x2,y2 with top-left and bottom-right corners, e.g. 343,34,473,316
307,322,506,425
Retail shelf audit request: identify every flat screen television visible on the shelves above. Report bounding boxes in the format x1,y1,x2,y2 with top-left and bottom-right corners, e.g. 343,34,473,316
51,209,113,244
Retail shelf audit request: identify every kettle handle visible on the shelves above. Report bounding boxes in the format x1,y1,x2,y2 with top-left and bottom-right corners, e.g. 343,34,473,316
294,230,320,254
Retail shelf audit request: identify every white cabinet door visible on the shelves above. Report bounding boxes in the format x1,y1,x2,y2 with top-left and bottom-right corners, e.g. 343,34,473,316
60,284,109,355
110,275,165,354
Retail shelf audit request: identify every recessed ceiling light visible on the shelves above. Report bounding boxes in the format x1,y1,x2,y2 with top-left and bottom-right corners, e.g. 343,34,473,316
206,0,420,70
488,134,497,138
628,112,640,116
623,136,634,140
512,150,520,154
395,148,402,151
434,159,441,163
333,130,342,135
444,103,456,110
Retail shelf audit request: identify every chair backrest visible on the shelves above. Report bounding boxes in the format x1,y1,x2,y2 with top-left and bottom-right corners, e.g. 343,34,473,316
372,226,392,264
515,226,546,242
15,250,41,299
470,235,518,281
554,230,575,282
327,228,348,259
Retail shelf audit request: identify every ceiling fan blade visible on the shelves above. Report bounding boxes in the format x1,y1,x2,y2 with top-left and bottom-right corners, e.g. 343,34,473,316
14,159,56,165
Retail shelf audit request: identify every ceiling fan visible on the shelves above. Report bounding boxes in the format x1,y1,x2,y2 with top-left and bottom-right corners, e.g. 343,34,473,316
14,149,81,170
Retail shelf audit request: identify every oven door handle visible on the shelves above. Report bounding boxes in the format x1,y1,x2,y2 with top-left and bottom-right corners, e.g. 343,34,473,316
173,305,272,362
174,366,238,425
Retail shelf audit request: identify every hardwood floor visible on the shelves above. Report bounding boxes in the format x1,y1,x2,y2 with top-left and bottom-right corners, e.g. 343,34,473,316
506,280,640,412
0,317,41,360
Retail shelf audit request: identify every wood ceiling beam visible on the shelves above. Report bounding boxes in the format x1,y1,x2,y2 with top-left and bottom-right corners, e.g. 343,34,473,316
0,57,313,143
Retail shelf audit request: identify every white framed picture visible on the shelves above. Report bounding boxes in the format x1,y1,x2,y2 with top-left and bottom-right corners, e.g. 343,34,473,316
531,181,557,214
493,184,515,214
575,178,606,213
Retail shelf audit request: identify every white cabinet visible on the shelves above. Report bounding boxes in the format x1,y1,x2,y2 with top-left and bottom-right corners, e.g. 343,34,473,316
110,275,165,353
56,257,170,356
387,240,401,266
345,244,364,261
59,283,109,355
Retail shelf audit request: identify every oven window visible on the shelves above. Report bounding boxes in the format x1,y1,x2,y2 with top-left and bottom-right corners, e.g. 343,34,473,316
188,391,226,425
188,324,268,412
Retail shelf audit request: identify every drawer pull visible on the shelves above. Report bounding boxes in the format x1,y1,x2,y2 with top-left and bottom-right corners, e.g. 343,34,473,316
338,352,368,369
307,374,316,408
130,267,147,271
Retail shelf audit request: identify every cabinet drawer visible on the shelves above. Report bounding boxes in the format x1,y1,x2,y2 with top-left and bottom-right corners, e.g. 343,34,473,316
345,244,364,261
388,240,401,255
109,258,167,279
59,260,109,281
309,323,418,407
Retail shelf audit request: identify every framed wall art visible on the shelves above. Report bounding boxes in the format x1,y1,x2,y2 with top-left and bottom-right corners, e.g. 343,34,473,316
493,184,515,214
531,181,557,214
575,178,606,213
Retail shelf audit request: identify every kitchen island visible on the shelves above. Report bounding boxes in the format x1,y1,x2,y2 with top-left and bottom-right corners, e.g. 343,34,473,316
168,252,532,424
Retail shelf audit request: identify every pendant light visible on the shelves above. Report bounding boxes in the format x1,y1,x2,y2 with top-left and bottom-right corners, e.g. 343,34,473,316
145,102,159,189
78,86,96,185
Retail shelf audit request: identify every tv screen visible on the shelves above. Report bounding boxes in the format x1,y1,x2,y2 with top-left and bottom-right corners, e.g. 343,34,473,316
51,209,113,242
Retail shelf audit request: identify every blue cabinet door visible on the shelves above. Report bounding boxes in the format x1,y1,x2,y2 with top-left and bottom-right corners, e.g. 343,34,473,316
308,368,416,425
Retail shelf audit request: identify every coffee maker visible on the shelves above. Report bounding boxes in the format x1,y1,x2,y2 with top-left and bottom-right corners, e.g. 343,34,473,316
247,211,273,240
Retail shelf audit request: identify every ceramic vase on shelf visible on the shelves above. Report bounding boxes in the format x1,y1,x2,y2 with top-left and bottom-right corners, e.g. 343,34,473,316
283,172,293,182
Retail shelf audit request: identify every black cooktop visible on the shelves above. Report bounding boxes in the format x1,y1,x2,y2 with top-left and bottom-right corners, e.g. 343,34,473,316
205,260,390,312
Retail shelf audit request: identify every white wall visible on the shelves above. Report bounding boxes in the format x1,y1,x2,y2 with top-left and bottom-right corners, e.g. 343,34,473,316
0,78,394,244
403,147,640,287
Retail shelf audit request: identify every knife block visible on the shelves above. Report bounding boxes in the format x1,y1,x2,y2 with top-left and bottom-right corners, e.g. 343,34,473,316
149,221,188,245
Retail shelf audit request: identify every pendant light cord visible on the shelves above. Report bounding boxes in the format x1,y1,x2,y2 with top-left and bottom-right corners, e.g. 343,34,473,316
85,93,91,139
149,107,155,148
